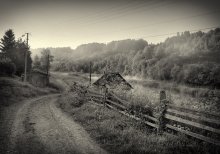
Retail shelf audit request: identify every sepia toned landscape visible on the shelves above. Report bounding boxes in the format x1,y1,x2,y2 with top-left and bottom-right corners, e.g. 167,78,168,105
0,0,220,154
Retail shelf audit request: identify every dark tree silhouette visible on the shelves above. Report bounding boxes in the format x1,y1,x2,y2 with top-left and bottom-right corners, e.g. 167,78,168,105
40,49,53,73
0,29,16,59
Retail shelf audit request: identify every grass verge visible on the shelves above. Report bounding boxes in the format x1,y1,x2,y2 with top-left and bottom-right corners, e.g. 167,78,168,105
0,77,57,106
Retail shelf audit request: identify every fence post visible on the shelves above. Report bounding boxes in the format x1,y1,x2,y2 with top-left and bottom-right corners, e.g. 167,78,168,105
157,90,168,134
103,87,108,106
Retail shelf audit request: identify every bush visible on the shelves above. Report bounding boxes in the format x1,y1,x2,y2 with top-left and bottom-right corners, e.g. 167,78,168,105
0,57,16,76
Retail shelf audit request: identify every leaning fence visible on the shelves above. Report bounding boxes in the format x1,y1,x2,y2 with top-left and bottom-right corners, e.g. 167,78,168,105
86,88,220,146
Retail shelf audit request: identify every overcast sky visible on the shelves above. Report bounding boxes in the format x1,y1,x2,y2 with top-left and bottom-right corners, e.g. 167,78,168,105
0,0,220,49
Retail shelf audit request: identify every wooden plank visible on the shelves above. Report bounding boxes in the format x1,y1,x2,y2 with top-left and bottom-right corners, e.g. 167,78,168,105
105,103,158,129
91,98,103,103
106,99,126,110
87,93,104,98
143,119,159,129
165,114,220,134
121,111,158,128
167,104,220,119
142,114,158,122
108,92,128,105
88,91,103,96
90,100,104,107
166,124,220,146
167,108,220,125
87,89,103,96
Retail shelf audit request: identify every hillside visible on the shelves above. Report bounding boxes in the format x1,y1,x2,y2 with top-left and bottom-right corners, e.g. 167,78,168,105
32,28,220,88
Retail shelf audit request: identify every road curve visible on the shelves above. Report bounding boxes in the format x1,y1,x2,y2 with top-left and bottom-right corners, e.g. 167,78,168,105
6,94,107,154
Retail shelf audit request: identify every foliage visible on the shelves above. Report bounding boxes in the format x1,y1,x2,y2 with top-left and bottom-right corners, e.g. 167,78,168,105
0,57,16,76
32,48,53,73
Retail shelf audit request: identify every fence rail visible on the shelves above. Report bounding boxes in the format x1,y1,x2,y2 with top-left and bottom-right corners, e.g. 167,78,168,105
86,89,220,146
167,104,220,119
166,108,220,125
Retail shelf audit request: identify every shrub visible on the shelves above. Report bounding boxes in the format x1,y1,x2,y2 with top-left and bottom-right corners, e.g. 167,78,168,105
0,57,16,76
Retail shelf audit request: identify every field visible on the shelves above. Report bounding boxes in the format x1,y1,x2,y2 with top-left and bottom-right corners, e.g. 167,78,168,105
106,76,220,114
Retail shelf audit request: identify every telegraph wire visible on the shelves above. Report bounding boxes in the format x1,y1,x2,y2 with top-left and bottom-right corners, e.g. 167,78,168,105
77,0,172,27
73,0,138,24
88,9,220,38
133,26,219,40
81,0,161,25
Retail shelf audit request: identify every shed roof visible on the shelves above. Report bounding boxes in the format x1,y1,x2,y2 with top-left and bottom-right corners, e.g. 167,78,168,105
93,72,132,90
31,69,48,76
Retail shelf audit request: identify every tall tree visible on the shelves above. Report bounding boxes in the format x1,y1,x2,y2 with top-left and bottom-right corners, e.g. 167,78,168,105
40,49,53,74
0,29,16,60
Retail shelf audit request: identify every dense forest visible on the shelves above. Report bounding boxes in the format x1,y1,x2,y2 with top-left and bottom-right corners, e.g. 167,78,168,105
32,28,220,88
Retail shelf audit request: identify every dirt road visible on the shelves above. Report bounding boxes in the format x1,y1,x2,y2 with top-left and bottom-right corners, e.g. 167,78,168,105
1,93,107,154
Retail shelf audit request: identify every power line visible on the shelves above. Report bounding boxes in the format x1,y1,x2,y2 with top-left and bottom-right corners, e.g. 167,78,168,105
136,26,220,39
88,0,174,26
125,10,220,32
73,0,171,28
88,9,220,38
101,26,219,45
80,0,162,26
77,0,172,27
73,0,138,25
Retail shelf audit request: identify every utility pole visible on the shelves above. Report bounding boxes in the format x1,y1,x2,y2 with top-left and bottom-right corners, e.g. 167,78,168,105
46,54,50,85
24,33,29,82
89,61,92,85
46,54,50,76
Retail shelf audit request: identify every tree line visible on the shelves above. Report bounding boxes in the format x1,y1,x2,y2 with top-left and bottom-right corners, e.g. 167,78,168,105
52,28,220,88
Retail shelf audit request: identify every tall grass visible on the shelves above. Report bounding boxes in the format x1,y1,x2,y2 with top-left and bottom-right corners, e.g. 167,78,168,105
129,78,220,99
112,83,219,114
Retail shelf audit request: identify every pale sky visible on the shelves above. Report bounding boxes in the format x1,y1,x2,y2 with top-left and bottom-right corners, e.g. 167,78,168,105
0,0,220,49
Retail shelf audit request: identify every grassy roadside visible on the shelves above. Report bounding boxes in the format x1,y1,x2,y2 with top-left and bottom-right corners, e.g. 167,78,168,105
0,77,58,107
56,86,218,154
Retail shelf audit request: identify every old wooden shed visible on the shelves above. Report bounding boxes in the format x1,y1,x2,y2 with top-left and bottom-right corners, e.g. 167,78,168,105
93,72,133,91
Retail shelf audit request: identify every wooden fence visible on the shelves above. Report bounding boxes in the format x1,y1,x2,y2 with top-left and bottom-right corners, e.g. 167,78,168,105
86,89,220,146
